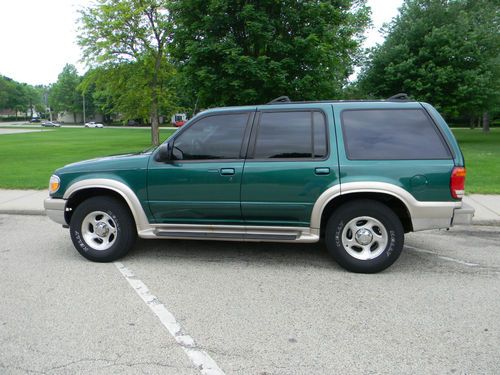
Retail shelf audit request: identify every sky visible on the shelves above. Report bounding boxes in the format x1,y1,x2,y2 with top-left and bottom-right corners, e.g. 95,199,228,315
0,0,403,86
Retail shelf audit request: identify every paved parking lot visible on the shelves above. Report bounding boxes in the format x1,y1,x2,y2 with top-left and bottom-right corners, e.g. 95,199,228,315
1,214,499,374
0,128,53,135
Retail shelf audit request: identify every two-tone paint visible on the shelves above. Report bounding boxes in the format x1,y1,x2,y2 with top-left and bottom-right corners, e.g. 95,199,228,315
44,101,474,242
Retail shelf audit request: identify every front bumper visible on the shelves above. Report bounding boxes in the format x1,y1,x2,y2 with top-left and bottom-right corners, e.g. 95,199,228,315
44,197,67,225
452,202,475,226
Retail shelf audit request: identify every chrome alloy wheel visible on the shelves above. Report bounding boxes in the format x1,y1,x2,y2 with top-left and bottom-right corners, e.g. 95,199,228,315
81,211,117,251
341,216,388,260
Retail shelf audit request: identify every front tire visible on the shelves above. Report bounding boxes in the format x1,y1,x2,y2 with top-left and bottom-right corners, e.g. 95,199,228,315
70,196,136,262
325,199,404,273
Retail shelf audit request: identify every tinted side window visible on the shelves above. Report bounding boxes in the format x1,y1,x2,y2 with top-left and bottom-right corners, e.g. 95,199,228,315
313,112,327,158
173,113,248,160
341,109,451,160
254,111,327,159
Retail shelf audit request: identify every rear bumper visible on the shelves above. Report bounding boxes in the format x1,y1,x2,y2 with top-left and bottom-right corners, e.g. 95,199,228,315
44,197,67,225
452,202,475,226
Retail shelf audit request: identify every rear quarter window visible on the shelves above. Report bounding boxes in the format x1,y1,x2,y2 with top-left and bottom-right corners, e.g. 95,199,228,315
341,109,451,160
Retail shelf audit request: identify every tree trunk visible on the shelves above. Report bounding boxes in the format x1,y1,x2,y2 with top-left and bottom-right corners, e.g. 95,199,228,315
73,112,77,124
149,55,162,146
469,116,475,129
482,111,490,133
150,100,160,146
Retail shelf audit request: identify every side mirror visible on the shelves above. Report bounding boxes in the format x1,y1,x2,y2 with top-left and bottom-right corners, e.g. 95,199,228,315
155,143,172,162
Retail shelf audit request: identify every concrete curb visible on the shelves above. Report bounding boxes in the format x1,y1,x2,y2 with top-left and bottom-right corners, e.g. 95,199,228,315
1,209,499,226
471,220,500,227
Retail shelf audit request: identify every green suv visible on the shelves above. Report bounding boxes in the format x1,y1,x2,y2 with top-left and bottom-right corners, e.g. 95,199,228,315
44,96,474,273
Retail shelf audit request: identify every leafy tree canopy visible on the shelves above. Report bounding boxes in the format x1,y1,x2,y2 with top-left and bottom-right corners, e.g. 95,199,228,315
358,0,500,119
0,75,43,116
81,58,177,125
171,0,370,108
49,64,83,123
78,0,176,145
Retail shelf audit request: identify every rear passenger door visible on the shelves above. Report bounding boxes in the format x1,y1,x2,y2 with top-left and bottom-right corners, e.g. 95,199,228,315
241,106,339,227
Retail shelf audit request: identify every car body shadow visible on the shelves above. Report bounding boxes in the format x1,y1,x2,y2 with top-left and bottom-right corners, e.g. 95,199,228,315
126,238,442,274
128,238,341,270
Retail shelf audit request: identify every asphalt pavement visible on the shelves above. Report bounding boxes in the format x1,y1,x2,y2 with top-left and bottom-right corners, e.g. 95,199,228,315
0,214,499,374
0,128,55,135
2,121,498,373
0,187,499,374
0,121,177,130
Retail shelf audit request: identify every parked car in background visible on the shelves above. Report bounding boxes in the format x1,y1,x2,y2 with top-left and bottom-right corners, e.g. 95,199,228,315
85,121,104,128
41,121,61,127
29,118,41,123
171,113,187,127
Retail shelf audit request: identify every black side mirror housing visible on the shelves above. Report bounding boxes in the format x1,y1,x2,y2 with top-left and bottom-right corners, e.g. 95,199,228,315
155,143,172,162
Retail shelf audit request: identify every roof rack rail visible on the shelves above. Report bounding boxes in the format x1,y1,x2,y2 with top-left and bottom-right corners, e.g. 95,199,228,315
267,96,291,104
387,93,409,100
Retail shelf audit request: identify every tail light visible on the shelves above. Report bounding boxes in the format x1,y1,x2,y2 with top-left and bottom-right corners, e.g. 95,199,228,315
450,167,466,199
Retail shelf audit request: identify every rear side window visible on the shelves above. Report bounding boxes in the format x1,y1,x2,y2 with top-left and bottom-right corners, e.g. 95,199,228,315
253,111,327,159
341,109,451,160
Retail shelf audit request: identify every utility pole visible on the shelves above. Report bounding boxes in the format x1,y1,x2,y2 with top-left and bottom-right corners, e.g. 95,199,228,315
44,91,53,121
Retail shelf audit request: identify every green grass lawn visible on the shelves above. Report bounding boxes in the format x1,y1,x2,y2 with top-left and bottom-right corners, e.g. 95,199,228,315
452,128,500,194
0,126,498,193
0,127,174,189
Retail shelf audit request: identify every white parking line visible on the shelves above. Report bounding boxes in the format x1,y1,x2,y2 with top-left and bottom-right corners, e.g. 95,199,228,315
405,245,479,267
114,262,225,375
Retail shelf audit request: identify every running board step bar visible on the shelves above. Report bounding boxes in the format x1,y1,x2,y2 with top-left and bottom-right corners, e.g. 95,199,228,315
155,231,297,241
139,224,320,243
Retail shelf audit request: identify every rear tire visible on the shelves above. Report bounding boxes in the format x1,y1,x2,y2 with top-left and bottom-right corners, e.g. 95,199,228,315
70,196,136,262
325,199,404,273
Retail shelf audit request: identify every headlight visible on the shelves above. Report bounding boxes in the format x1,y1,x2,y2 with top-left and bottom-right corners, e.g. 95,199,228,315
49,175,60,194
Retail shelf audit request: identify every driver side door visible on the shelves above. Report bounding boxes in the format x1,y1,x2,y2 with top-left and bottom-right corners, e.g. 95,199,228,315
147,111,254,224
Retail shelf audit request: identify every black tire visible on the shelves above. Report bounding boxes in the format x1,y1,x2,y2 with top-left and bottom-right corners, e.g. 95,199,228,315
325,199,404,273
70,196,136,262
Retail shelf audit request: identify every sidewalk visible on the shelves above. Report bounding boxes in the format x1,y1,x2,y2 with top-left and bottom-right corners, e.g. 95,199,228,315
0,189,46,215
463,195,500,226
0,189,499,226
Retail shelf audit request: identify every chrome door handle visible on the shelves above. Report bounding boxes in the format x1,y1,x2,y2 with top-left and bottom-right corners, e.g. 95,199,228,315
315,167,330,175
220,168,235,176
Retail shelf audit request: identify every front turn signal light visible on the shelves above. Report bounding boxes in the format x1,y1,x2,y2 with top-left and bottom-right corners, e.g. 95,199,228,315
49,175,60,194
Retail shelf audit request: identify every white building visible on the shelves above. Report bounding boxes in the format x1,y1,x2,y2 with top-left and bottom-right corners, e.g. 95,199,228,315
57,111,104,124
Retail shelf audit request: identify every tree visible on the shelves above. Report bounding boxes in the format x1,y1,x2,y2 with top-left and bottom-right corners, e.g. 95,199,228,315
32,85,48,115
80,55,178,126
0,76,25,115
170,0,370,108
22,85,44,118
358,0,499,131
78,0,174,145
0,76,43,119
49,64,83,123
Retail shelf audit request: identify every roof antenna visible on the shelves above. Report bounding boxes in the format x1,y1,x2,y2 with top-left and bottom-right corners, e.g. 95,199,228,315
388,93,409,100
267,96,291,104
